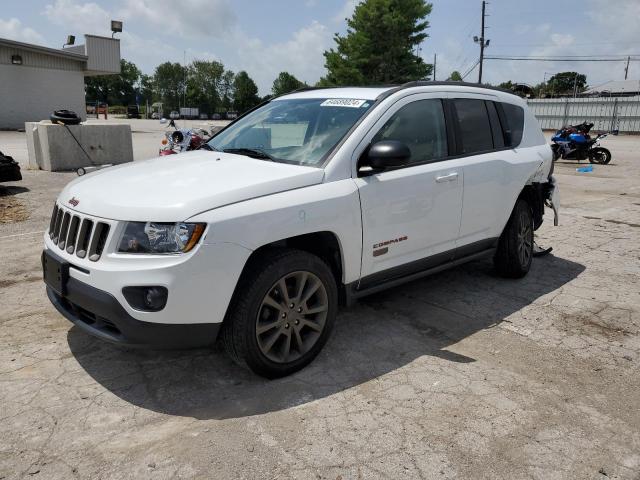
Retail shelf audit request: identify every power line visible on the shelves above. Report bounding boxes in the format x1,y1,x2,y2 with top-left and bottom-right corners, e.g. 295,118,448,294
485,56,640,62
462,59,480,79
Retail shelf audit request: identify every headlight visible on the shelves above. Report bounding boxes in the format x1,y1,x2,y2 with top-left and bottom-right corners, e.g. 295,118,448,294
118,222,206,254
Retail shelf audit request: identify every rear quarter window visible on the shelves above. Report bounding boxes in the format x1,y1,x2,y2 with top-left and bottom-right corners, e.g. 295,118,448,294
500,103,525,147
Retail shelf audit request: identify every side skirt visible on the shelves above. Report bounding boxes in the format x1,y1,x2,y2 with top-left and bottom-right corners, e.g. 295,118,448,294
345,244,496,306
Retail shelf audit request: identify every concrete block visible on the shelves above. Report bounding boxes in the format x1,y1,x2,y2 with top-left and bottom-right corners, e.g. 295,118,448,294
31,122,133,171
24,122,42,170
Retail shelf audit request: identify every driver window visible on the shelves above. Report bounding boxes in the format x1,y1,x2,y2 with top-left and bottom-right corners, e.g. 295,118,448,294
372,99,448,164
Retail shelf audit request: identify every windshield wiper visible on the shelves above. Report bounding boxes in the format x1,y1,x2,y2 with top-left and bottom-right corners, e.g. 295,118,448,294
223,148,275,161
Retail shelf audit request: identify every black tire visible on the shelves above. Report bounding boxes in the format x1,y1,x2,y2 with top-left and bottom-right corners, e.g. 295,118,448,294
494,198,533,278
50,109,81,125
589,147,611,165
221,248,338,378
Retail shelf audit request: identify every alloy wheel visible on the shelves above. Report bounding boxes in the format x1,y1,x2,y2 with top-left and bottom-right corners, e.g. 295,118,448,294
255,271,328,364
517,210,533,267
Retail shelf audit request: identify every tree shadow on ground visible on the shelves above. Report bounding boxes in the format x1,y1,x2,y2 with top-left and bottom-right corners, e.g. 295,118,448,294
68,254,585,420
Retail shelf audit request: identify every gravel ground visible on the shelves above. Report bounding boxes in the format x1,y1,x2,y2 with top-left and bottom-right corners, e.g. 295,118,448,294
0,127,638,479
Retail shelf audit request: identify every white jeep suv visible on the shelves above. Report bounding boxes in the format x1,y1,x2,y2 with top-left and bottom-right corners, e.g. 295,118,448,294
43,82,558,378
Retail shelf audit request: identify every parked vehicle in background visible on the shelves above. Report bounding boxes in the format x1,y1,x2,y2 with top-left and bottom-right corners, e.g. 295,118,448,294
551,121,611,164
180,107,199,119
199,113,209,120
90,103,108,119
42,82,558,378
150,102,163,120
211,113,222,120
126,105,140,119
225,111,238,120
0,151,21,183
169,111,180,120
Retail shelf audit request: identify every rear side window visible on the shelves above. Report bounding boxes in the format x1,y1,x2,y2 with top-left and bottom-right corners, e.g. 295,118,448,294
485,101,505,149
500,102,525,147
372,99,448,164
452,99,493,154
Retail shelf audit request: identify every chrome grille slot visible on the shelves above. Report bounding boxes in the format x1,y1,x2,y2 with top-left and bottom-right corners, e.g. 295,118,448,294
88,223,110,262
49,204,58,238
58,212,71,249
48,203,112,262
66,216,80,254
76,219,94,259
52,208,64,243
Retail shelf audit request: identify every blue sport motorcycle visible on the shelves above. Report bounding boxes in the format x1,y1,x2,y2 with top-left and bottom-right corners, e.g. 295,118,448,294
551,122,611,164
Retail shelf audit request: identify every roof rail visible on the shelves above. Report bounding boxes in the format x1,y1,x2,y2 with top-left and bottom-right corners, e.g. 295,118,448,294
396,80,517,96
286,81,517,99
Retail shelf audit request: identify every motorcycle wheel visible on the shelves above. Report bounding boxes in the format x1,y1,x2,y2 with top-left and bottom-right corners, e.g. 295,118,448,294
589,147,611,165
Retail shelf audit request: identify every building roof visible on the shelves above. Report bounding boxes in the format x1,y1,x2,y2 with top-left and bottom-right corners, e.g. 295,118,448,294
583,79,640,95
0,37,88,62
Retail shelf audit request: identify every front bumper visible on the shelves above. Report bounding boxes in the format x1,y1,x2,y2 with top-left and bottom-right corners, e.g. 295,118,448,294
47,275,220,348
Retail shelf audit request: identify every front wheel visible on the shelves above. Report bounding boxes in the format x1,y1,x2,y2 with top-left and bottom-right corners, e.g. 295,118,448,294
589,147,611,164
221,249,338,378
494,199,533,278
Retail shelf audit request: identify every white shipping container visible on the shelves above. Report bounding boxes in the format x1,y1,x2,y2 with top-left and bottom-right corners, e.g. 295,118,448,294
180,107,199,119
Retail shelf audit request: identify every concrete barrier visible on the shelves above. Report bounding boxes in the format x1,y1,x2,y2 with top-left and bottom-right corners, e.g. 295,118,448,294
25,121,133,171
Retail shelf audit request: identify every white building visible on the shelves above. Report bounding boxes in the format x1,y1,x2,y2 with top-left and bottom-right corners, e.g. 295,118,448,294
0,35,121,129
581,79,640,97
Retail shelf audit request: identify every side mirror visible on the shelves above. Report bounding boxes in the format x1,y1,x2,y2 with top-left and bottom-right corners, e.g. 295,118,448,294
367,141,411,169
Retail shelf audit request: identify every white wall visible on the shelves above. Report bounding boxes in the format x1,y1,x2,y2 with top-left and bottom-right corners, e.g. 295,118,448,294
0,64,86,129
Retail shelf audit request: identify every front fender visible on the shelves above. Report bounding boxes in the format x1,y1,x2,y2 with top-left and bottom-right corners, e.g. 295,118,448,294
188,179,363,284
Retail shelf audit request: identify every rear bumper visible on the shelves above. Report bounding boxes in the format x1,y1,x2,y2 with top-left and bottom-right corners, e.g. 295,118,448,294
47,276,220,349
546,176,559,226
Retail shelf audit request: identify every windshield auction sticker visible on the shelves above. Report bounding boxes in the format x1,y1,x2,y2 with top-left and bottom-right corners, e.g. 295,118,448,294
321,99,367,108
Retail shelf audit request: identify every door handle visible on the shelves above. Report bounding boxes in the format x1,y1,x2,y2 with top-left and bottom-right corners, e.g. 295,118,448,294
435,172,459,183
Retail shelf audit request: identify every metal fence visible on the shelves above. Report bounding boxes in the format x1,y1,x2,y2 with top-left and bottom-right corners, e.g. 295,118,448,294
526,96,640,133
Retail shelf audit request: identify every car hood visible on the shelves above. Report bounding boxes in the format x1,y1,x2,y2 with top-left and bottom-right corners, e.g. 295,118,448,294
59,151,325,221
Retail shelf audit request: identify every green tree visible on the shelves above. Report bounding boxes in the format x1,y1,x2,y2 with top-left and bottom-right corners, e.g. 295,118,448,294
547,72,587,95
186,60,225,113
153,62,186,111
139,74,154,104
272,71,306,96
498,80,514,90
449,70,463,81
85,59,141,105
233,71,260,113
322,0,433,85
220,70,235,112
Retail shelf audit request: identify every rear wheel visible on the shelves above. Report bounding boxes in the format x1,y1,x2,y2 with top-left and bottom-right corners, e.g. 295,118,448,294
221,249,337,378
494,199,533,278
589,147,611,164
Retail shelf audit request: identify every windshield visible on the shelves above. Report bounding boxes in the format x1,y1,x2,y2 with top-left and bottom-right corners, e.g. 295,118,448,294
207,98,374,166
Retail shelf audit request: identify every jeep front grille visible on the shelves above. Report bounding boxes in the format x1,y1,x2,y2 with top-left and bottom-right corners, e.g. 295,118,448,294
48,204,111,262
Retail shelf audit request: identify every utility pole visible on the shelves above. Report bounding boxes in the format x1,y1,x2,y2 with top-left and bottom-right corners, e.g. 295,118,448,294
433,54,437,81
624,56,630,80
474,1,490,84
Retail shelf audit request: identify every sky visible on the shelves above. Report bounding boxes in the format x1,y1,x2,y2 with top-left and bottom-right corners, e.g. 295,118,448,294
1,0,639,95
